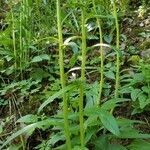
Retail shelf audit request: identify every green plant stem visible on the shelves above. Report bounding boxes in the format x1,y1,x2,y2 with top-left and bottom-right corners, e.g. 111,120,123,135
24,0,30,63
22,0,25,62
19,3,23,79
92,0,104,106
26,0,31,62
56,0,71,149
111,0,120,113
114,1,120,98
20,135,25,150
79,2,86,148
11,6,17,70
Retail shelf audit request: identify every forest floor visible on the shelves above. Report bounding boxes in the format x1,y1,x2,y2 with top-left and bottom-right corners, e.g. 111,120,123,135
0,1,150,150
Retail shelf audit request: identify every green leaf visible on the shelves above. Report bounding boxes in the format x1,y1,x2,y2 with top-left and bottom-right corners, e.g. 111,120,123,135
30,68,49,80
38,84,77,113
47,133,65,146
53,144,66,150
142,86,150,94
131,89,141,101
128,140,150,150
66,42,79,54
104,34,112,44
99,110,120,136
84,115,99,128
7,144,22,150
101,98,130,110
85,81,99,108
0,119,62,149
119,86,133,94
94,136,110,150
84,106,99,116
94,136,127,150
104,71,115,80
72,146,88,150
68,54,78,68
31,56,43,62
110,144,127,150
0,125,3,134
0,122,40,149
117,118,145,126
17,114,38,123
133,73,144,82
40,54,50,60
138,93,149,109
87,22,95,32
31,54,50,63
34,36,58,44
85,127,97,143
119,128,150,139
85,107,120,136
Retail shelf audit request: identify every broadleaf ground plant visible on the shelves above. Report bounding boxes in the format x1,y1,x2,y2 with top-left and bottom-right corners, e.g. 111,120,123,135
0,0,150,149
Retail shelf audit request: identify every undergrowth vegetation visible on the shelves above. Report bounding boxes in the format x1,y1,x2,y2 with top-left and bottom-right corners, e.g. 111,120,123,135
0,0,150,150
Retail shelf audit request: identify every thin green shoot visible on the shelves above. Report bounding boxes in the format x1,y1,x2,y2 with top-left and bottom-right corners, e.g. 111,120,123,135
92,0,104,106
111,0,120,113
79,1,87,148
56,0,71,149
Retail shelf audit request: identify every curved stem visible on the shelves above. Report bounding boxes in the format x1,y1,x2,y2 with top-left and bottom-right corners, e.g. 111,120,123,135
56,0,71,149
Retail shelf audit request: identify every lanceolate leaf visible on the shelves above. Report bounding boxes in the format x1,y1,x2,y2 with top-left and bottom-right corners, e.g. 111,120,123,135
99,110,120,136
101,98,130,110
94,136,110,150
110,144,127,150
120,132,150,139
0,119,62,150
0,120,44,149
31,54,50,63
94,136,127,150
85,107,120,136
17,114,38,123
119,125,150,139
47,133,65,146
128,140,150,150
38,84,77,113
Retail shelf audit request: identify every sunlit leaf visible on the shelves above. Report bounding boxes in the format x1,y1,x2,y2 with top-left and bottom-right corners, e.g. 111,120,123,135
47,133,65,146
104,71,115,80
31,54,50,63
17,114,38,123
